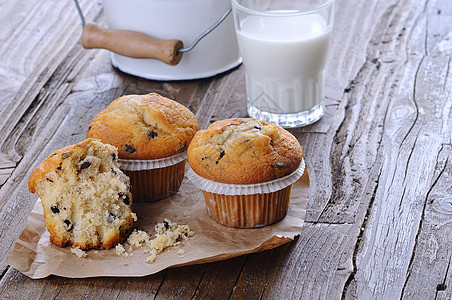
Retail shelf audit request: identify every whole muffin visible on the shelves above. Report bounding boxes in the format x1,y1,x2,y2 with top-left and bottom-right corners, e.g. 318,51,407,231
187,118,304,228
87,93,199,202
188,118,303,184
86,93,199,159
28,138,134,250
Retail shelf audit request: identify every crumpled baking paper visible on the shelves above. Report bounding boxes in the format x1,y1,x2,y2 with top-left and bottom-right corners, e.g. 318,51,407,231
6,168,309,279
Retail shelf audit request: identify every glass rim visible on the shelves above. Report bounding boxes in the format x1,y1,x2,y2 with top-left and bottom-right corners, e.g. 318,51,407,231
231,0,335,17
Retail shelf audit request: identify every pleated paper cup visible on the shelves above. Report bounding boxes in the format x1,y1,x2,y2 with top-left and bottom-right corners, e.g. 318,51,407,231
118,152,187,202
187,159,305,228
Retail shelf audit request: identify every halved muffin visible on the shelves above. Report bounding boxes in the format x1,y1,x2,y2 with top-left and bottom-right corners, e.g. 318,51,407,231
28,138,134,249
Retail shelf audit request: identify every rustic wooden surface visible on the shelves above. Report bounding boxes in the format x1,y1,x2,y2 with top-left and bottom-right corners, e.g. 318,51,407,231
0,0,451,298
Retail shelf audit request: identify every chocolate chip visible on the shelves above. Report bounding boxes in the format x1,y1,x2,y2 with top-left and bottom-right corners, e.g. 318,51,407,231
274,162,285,168
56,166,62,170
111,153,116,161
254,126,262,130
80,161,91,169
51,205,60,213
146,130,158,139
201,157,208,161
111,168,117,175
64,220,73,231
124,144,136,154
175,143,187,153
163,220,170,229
243,139,250,143
87,126,91,131
107,213,117,223
46,178,54,183
216,149,225,164
119,192,130,205
61,152,70,159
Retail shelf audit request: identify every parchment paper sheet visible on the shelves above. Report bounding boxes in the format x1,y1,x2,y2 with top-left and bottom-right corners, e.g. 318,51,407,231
6,169,309,279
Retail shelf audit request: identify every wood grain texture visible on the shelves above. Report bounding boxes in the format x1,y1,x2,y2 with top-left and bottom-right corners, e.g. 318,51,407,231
230,245,290,299
192,257,247,299
0,0,102,186
344,0,452,297
402,144,452,299
349,56,452,298
0,271,167,300
155,265,206,299
262,223,358,299
0,0,451,298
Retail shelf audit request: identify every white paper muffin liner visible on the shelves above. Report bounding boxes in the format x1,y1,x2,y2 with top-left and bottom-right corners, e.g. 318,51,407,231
118,151,187,171
187,159,305,196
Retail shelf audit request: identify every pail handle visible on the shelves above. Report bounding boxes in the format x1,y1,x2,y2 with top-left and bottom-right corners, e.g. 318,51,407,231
75,0,231,66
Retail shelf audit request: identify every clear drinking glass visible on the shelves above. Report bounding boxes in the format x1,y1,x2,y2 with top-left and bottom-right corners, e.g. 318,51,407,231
231,0,335,127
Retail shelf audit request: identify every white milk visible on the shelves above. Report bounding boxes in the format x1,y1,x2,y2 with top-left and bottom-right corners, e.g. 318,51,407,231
237,13,331,114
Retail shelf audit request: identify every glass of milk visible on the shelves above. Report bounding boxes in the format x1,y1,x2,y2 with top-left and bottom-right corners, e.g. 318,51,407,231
231,0,335,127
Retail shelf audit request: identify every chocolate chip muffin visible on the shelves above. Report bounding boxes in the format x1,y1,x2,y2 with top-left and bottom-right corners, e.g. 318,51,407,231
28,138,134,250
188,118,303,184
187,118,304,228
86,93,199,202
86,93,199,160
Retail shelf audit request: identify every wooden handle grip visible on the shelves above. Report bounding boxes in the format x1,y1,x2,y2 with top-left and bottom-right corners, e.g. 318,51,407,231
81,23,183,66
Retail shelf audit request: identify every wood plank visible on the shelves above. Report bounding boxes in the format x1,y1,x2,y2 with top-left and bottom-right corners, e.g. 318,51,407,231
0,269,166,299
401,145,452,299
194,66,248,129
426,0,452,57
192,256,247,299
347,45,452,299
229,244,290,299
155,265,206,299
262,223,358,299
0,0,103,186
0,39,105,262
304,0,431,224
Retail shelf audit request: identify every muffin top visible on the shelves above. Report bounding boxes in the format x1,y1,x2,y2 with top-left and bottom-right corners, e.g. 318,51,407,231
86,93,199,159
28,138,120,193
187,118,303,184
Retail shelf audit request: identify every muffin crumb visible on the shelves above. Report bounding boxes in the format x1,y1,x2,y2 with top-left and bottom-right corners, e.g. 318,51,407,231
127,229,150,247
71,247,87,258
115,219,194,263
115,244,126,256
146,251,157,264
149,219,194,255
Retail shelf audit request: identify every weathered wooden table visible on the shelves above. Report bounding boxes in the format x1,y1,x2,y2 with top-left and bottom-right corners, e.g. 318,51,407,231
0,0,451,298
